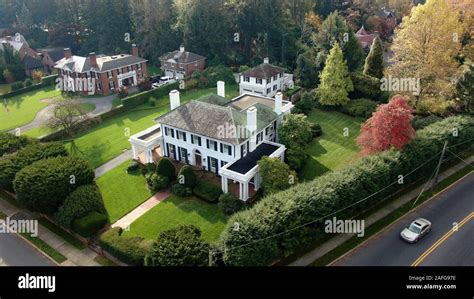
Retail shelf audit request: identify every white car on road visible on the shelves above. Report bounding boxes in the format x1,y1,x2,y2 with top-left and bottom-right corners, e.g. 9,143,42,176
400,218,432,243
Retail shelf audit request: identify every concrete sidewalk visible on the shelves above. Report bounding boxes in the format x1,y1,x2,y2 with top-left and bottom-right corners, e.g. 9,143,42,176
112,190,171,229
288,155,474,266
0,198,100,266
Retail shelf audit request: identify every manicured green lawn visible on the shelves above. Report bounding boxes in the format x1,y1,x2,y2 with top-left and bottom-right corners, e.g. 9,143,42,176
301,109,364,181
123,195,229,243
0,87,62,131
147,65,161,76
96,161,152,223
65,85,239,168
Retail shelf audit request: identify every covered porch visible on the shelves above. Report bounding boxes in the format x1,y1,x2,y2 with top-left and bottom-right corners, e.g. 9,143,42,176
129,124,163,164
219,141,286,201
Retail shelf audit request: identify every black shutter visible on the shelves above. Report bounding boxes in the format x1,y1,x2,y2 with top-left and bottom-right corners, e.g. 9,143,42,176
191,134,194,144
215,158,219,175
214,142,217,151
198,137,201,146
206,139,210,149
184,149,189,164
177,146,181,161
183,133,187,142
228,146,232,156
207,157,210,171
172,145,176,160
171,129,175,138
165,127,168,136
220,144,223,153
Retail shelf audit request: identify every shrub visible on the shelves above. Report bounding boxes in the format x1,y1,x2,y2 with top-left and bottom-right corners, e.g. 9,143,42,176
412,115,442,130
278,114,313,148
310,123,322,137
341,99,378,118
145,173,169,192
32,70,44,83
118,86,129,98
41,74,57,86
145,162,157,173
126,161,140,173
0,142,68,191
177,165,197,187
218,193,244,215
171,183,193,197
11,81,24,91
193,181,223,203
349,73,389,102
258,156,298,195
144,225,209,266
99,227,153,266
72,211,108,237
218,115,474,266
55,184,106,229
148,97,157,106
0,132,33,157
14,156,95,214
286,146,308,171
416,97,455,116
292,91,315,115
138,78,152,92
156,157,175,178
24,78,33,87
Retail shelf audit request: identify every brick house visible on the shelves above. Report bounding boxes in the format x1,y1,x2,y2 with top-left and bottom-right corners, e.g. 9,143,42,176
54,44,147,95
159,46,206,80
0,34,47,76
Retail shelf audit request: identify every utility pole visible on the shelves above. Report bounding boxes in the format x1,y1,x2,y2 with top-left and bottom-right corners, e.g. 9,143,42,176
431,141,448,193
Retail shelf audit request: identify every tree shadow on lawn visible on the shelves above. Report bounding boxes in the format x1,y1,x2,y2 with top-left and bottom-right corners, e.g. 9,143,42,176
170,196,228,225
300,157,332,182
68,140,111,167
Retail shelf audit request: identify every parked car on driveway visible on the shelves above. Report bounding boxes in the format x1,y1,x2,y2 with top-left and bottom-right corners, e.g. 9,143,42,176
400,218,432,243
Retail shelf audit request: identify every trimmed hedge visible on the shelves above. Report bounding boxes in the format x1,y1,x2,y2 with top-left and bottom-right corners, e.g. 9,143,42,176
145,173,169,192
55,184,106,229
14,156,95,214
0,142,68,192
177,165,197,187
156,157,176,178
99,227,153,266
218,193,244,215
11,81,24,91
121,81,179,108
2,82,46,99
193,181,223,203
72,211,108,238
171,183,193,197
0,132,34,157
218,116,474,266
341,98,378,118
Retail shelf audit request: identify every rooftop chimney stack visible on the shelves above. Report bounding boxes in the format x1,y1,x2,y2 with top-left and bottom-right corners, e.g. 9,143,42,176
274,92,283,115
217,81,225,98
169,90,181,110
180,45,185,53
247,106,258,152
64,48,72,59
131,44,139,57
89,52,97,67
263,57,269,64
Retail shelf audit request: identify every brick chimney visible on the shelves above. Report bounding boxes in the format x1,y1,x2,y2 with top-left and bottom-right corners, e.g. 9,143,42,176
131,44,139,57
64,48,72,59
89,52,97,67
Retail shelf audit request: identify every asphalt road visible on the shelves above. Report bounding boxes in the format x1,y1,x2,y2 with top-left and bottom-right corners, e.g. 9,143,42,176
0,225,55,266
333,171,474,266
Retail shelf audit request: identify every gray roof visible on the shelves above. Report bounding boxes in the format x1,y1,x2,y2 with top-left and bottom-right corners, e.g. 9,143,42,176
23,55,44,69
39,48,64,62
159,49,206,64
241,63,286,80
155,99,278,145
55,54,147,73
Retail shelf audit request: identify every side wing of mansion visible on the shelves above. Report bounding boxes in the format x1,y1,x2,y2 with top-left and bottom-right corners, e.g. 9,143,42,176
130,81,293,201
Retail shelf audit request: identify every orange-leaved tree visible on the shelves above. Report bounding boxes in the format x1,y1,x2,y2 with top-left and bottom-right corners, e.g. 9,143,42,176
357,95,415,156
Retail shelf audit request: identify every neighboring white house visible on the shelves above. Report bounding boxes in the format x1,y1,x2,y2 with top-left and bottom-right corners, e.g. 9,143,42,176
239,58,294,98
130,81,294,201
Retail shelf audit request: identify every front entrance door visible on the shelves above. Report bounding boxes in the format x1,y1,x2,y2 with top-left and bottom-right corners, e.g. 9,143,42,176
195,150,202,167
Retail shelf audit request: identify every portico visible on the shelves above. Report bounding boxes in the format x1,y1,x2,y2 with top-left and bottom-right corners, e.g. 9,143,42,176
129,124,163,164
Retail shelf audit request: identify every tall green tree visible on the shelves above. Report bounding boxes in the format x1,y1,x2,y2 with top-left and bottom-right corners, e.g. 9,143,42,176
363,35,385,78
317,42,353,106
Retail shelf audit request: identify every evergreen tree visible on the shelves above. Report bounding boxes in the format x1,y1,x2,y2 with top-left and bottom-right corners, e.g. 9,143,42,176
363,35,385,78
317,42,353,106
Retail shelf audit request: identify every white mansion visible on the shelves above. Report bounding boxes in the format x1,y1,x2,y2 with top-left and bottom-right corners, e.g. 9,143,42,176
130,81,293,201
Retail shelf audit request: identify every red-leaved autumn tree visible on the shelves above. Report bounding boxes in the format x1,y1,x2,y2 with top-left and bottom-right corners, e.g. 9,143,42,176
357,95,415,155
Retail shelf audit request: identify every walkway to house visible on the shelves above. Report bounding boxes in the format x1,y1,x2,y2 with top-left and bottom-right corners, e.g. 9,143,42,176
0,198,100,266
95,150,132,178
111,189,171,229
288,155,474,266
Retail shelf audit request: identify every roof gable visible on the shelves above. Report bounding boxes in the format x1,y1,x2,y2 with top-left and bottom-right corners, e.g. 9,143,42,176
241,63,285,80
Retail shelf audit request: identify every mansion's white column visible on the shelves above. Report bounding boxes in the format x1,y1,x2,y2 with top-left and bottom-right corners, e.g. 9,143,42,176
131,144,138,160
221,176,228,193
145,149,153,164
243,182,249,201
239,182,244,201
254,173,260,191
